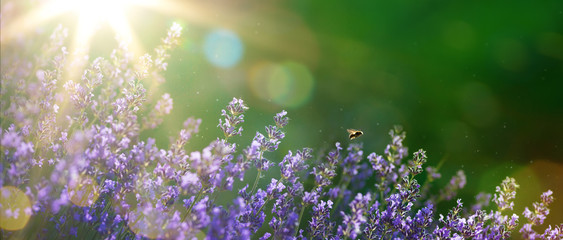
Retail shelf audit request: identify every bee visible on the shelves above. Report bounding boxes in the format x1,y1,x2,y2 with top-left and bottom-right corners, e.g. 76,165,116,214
347,129,363,140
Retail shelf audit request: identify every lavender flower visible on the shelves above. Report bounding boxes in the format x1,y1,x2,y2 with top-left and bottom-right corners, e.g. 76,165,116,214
280,148,312,184
155,22,182,72
438,170,467,202
309,200,335,239
247,110,290,193
369,151,396,193
471,192,492,213
303,189,320,205
218,97,248,139
143,93,174,129
207,198,251,239
520,190,559,239
493,176,519,211
408,149,427,175
311,142,341,188
338,193,371,239
266,178,286,199
270,193,299,238
274,110,289,128
329,143,364,212
385,126,408,164
190,139,234,189
434,199,465,238
224,154,250,190
426,166,442,181
238,185,267,233
341,143,364,178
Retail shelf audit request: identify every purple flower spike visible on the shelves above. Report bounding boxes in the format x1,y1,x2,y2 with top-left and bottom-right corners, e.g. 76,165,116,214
384,126,408,164
493,177,519,212
341,143,364,179
439,170,467,201
426,166,442,181
144,93,174,129
339,192,371,239
303,189,320,205
274,110,289,128
227,97,249,116
266,178,286,198
311,142,341,190
408,149,427,175
310,200,335,239
328,142,342,164
219,97,249,139
270,192,299,239
471,192,492,213
520,190,558,239
280,148,312,184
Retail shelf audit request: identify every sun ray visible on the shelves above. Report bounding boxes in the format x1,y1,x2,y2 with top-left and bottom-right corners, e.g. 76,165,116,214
138,0,319,64
4,0,154,121
107,12,145,59
1,1,73,43
50,0,143,82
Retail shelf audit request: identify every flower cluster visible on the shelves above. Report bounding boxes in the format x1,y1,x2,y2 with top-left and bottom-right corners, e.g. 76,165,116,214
520,190,563,239
2,22,562,240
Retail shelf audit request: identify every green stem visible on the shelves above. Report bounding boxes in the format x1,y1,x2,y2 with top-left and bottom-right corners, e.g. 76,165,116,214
435,154,448,172
420,154,448,204
254,177,284,216
330,176,350,216
251,151,265,194
251,170,262,194
182,188,204,222
295,205,306,236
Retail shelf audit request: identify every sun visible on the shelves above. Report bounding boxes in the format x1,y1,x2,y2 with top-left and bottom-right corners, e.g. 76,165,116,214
67,0,133,40
3,0,137,42
3,0,197,53
1,0,253,74
71,0,130,25
2,0,170,80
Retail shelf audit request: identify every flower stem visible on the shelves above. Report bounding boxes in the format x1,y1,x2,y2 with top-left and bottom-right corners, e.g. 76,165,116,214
295,205,306,236
254,178,284,216
330,176,350,216
251,150,265,194
251,169,262,194
182,188,204,222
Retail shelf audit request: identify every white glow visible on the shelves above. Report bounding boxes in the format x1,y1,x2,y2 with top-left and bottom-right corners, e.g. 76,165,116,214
70,0,130,25
39,0,144,80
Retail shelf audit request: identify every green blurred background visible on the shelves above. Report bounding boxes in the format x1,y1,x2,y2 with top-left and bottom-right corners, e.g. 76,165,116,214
150,0,563,228
4,0,563,234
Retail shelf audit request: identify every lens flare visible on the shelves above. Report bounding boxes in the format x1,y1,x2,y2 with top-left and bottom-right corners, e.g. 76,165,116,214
204,29,244,68
67,175,100,207
0,186,33,231
248,61,315,108
127,203,179,239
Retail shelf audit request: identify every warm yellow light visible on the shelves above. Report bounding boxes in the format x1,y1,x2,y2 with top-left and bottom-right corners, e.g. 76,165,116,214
0,186,33,231
67,175,100,207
